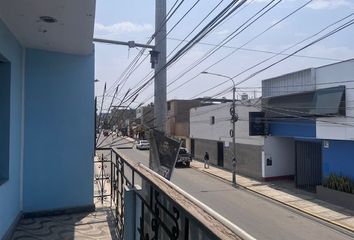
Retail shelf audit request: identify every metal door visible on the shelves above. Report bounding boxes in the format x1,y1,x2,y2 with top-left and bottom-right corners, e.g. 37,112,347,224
217,142,224,167
295,141,322,191
191,139,195,155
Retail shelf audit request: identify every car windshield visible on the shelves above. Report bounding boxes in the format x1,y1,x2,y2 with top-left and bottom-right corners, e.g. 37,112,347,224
179,149,187,154
140,140,149,144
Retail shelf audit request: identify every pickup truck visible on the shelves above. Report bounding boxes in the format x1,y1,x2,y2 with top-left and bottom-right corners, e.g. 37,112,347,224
176,148,192,167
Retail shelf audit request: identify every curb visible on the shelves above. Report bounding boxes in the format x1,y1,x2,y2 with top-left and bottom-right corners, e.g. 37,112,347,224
191,165,354,234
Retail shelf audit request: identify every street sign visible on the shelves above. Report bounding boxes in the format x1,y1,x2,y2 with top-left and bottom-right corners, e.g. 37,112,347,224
149,129,181,180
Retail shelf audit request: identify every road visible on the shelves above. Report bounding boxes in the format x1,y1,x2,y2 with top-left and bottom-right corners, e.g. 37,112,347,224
99,136,354,240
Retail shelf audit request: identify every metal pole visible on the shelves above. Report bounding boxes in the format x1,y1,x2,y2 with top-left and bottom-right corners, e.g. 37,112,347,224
232,86,236,187
93,38,155,49
94,97,97,149
200,71,237,186
154,0,167,132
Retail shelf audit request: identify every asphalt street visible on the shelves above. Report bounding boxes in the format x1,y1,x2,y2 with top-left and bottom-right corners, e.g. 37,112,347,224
99,136,354,240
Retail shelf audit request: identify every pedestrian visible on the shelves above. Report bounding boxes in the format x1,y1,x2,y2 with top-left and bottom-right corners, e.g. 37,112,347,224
232,157,236,170
204,151,209,169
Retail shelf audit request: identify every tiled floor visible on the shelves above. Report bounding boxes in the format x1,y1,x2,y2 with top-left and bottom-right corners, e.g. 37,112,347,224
11,207,119,240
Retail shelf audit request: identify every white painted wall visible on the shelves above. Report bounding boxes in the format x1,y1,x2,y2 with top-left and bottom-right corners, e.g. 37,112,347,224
190,102,264,146
262,68,315,97
263,137,295,178
315,59,354,140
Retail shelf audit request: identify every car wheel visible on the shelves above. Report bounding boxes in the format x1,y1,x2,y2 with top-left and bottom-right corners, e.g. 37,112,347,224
186,162,190,168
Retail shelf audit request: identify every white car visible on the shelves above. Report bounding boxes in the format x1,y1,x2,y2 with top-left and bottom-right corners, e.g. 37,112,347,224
136,140,150,150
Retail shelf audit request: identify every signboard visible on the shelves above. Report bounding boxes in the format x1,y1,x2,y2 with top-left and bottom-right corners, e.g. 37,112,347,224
149,129,181,180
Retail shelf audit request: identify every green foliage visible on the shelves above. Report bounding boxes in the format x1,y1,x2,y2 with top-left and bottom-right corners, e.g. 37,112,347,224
323,173,354,194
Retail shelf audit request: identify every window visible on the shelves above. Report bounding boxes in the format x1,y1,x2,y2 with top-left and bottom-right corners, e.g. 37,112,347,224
210,116,215,125
167,102,171,111
312,86,345,116
0,57,11,185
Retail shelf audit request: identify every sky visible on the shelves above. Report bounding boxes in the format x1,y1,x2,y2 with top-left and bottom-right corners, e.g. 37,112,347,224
94,0,354,109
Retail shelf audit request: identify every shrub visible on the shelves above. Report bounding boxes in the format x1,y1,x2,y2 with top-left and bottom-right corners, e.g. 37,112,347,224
323,173,354,194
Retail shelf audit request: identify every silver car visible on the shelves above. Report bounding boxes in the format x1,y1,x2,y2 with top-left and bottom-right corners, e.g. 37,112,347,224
136,140,150,150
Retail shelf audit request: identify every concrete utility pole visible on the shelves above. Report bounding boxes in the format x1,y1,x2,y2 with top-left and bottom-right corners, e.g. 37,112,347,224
201,71,238,187
154,0,167,132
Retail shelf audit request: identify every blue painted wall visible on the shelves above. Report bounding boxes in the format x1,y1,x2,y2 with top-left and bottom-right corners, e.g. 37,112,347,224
322,140,354,180
269,119,316,138
0,19,24,239
23,49,94,212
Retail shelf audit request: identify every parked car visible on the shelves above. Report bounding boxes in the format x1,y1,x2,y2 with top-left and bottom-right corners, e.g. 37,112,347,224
136,140,150,150
176,148,192,167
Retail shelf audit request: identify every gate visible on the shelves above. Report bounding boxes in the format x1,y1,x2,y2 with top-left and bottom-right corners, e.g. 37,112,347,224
295,141,322,191
217,142,224,167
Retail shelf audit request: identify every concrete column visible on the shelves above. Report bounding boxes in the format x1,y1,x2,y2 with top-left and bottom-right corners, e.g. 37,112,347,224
154,0,167,132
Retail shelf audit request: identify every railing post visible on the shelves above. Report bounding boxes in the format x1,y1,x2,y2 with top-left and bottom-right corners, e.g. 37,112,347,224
123,185,142,240
115,154,119,224
110,149,113,208
120,159,125,227
101,153,104,205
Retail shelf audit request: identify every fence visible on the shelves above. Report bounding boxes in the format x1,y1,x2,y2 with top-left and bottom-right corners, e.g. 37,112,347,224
95,147,255,240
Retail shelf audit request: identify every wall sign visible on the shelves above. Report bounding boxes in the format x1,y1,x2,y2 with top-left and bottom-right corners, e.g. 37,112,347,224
323,140,330,149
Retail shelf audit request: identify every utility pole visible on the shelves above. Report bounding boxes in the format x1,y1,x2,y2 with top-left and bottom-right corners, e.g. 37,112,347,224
201,71,238,187
231,85,237,187
154,0,167,132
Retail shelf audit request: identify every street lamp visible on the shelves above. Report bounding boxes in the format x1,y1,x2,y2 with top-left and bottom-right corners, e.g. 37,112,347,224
201,71,237,187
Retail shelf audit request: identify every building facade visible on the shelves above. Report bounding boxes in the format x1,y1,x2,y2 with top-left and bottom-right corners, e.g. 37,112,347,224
260,59,354,190
190,101,265,179
166,99,203,147
135,104,154,139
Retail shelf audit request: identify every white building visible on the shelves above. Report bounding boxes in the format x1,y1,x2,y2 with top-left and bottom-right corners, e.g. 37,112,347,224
189,101,265,179
262,59,354,190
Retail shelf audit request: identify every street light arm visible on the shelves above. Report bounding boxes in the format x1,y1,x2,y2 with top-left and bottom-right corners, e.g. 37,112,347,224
201,71,235,87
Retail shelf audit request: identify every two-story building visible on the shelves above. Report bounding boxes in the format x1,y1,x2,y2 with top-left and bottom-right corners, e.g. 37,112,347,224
166,99,204,147
135,103,154,139
190,100,265,180
259,59,354,190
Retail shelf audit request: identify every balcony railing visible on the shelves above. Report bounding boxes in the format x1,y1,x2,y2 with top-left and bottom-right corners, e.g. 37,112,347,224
95,147,255,240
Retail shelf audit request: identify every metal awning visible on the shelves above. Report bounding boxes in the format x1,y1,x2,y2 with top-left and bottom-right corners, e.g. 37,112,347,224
262,85,346,118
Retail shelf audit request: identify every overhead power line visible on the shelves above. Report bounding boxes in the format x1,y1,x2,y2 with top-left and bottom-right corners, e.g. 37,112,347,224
168,0,313,96
135,0,280,105
190,13,354,99
167,37,343,62
120,0,248,106
167,0,281,88
104,0,186,97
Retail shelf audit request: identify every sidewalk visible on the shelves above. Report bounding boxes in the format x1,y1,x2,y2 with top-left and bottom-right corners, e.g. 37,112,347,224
191,160,354,233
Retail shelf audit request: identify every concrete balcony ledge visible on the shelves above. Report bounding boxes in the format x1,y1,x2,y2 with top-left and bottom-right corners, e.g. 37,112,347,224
116,150,255,240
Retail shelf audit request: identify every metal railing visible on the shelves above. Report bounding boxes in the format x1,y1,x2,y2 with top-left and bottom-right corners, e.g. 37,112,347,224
95,147,255,240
